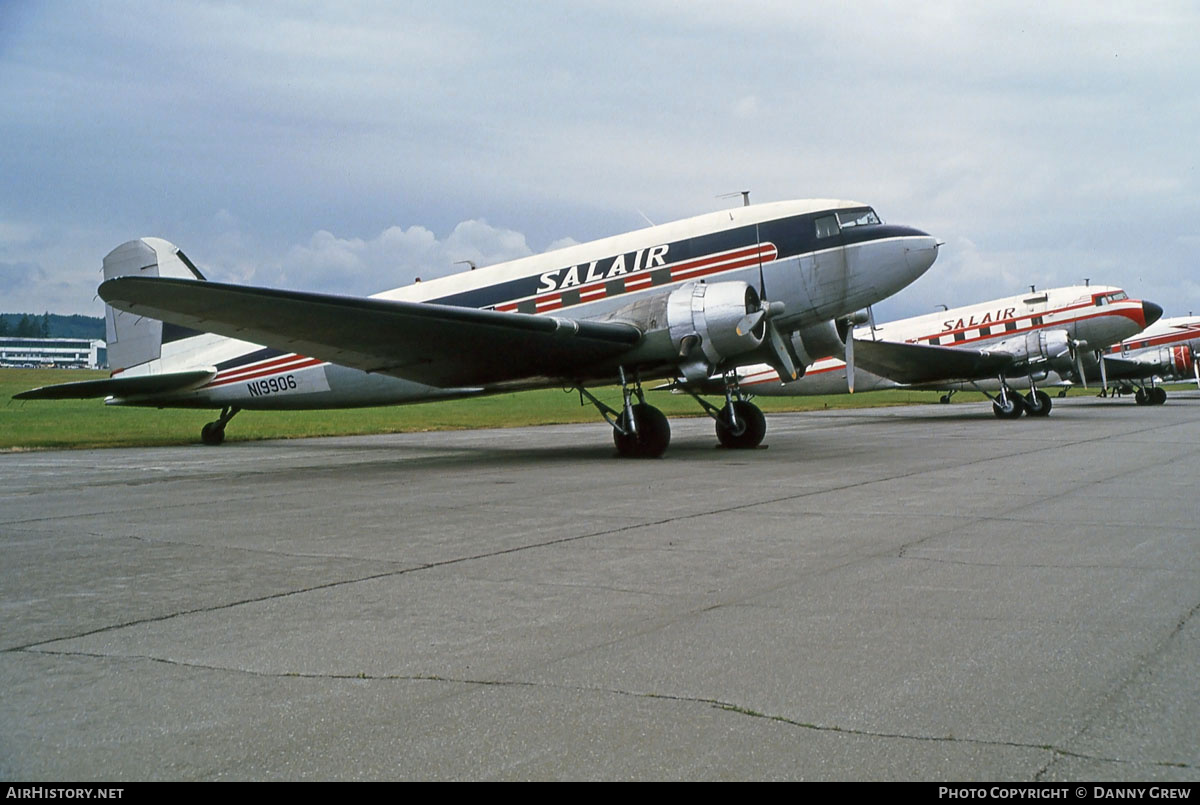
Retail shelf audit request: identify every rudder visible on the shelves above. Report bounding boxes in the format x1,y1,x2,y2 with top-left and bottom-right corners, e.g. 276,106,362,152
103,238,205,370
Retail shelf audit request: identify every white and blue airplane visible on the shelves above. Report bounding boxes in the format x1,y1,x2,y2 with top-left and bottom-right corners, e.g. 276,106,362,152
15,199,939,456
681,284,1162,420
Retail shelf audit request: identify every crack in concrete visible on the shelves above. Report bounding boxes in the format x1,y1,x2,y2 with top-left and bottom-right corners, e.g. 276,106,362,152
15,646,1194,773
1034,594,1200,780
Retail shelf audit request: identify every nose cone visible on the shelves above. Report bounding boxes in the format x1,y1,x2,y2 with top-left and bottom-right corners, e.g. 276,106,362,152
905,232,941,278
1142,300,1163,328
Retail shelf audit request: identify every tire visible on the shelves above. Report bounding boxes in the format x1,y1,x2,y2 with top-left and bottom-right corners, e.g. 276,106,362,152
200,422,226,446
613,403,670,458
715,400,767,449
1024,390,1052,417
992,394,1024,419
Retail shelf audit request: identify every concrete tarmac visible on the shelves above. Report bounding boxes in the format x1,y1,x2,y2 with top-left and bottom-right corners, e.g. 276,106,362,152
2,395,1198,780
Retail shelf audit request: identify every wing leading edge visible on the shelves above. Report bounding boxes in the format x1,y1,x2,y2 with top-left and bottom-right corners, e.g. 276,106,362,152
98,276,643,388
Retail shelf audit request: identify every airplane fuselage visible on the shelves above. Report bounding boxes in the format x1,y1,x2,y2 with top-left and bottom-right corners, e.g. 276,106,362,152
108,200,939,411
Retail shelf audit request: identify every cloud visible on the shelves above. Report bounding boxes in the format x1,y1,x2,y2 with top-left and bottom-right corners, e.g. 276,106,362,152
238,219,535,296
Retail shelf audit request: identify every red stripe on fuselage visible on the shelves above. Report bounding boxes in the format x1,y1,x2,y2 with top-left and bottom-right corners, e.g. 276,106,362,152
205,355,324,388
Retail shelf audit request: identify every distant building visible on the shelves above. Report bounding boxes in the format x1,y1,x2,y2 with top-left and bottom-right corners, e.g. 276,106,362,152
0,337,107,369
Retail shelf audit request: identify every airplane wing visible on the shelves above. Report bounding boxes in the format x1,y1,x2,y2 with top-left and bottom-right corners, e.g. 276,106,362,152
98,277,643,388
13,369,216,400
1099,354,1153,381
853,338,1016,385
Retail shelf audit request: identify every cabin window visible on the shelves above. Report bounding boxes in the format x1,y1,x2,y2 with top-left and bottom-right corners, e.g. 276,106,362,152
1005,320,1018,332
980,326,991,337
953,331,965,343
837,208,881,228
814,215,839,239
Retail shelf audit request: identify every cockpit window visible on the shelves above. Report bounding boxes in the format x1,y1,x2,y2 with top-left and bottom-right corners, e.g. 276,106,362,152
837,208,881,228
1094,290,1128,306
814,215,839,239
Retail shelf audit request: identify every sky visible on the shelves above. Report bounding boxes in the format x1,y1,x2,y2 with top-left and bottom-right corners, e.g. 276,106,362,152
1,1,1197,323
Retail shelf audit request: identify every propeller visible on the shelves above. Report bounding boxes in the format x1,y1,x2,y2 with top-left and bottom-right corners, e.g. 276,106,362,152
1193,347,1199,388
1068,337,1089,389
1098,349,1108,393
736,226,799,382
839,310,870,394
845,329,855,393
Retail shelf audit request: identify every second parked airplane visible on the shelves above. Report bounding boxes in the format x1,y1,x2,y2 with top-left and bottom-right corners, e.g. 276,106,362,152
681,285,1162,420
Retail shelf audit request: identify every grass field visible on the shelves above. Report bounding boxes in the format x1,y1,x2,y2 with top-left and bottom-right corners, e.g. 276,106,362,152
2,367,1015,451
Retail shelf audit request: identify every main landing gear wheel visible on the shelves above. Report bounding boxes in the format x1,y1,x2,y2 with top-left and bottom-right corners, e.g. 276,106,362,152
715,400,767,449
613,403,671,458
1024,389,1053,417
992,394,1024,419
1150,386,1167,405
1135,388,1149,405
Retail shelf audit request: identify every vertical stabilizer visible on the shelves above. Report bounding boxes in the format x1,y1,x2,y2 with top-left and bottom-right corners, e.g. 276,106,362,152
103,238,203,371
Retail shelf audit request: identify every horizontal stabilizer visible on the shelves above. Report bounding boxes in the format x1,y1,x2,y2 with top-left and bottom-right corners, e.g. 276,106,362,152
99,277,643,387
854,338,1014,385
13,369,216,400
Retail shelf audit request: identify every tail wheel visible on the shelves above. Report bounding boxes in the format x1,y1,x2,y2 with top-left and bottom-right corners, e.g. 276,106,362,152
200,422,226,446
613,403,671,458
1024,390,1052,417
716,400,767,449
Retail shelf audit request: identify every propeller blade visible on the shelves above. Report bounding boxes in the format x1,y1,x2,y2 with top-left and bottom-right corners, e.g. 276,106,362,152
1074,346,1087,390
845,333,856,394
1193,347,1199,388
1098,350,1108,392
766,321,799,382
736,308,765,337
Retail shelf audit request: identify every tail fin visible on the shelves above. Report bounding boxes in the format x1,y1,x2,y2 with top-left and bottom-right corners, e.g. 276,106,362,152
103,238,205,371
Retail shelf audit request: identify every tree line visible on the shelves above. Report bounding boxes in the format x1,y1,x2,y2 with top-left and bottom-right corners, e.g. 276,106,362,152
0,313,105,339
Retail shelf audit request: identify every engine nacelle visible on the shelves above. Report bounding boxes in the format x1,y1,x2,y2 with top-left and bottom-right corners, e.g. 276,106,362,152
667,281,764,381
787,320,847,366
989,329,1072,369
1142,345,1195,379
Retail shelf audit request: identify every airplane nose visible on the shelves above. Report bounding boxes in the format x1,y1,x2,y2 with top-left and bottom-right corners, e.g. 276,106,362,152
905,233,940,275
1142,300,1163,327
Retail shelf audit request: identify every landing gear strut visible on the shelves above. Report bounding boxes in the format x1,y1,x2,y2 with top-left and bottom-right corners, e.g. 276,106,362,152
200,406,240,446
971,375,1025,419
576,368,670,458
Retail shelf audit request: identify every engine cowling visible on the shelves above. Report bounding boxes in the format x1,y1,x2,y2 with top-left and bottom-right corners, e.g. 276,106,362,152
787,320,847,367
666,281,765,381
988,329,1072,370
1141,345,1195,379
